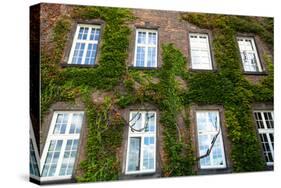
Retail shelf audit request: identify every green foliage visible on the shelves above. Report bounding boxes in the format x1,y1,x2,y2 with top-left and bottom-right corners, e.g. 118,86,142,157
41,6,273,181
159,44,194,176
181,13,273,171
77,96,125,182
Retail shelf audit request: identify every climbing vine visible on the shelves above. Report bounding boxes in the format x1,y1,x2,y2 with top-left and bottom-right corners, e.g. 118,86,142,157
41,5,273,182
181,13,273,171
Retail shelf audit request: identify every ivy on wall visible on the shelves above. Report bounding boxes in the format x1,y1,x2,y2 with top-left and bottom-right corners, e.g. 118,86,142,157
41,5,273,182
181,13,273,171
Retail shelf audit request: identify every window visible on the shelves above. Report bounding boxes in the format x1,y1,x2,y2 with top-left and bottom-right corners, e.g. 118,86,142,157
237,37,262,72
125,111,156,174
40,111,84,181
68,24,101,65
189,33,213,70
195,111,226,169
30,124,40,179
134,29,158,67
30,139,40,178
254,111,274,165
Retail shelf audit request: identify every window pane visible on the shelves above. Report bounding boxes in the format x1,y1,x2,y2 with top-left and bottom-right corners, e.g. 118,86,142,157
145,112,155,132
130,112,142,132
78,27,89,40
84,43,97,65
189,34,212,70
30,140,40,176
147,47,156,67
148,32,156,45
136,47,145,67
42,140,63,177
137,32,146,44
53,113,68,134
71,43,85,64
69,113,84,134
196,111,218,132
211,136,224,166
237,37,261,72
143,137,155,170
127,137,141,172
254,112,264,129
198,135,211,167
59,139,79,176
89,28,100,41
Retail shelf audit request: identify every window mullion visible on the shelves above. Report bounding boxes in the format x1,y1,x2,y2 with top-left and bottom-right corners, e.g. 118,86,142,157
140,135,144,171
266,133,274,159
261,112,268,130
81,41,89,65
144,32,148,67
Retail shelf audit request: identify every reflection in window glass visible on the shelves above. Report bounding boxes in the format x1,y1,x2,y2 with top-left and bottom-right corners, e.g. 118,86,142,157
196,111,226,169
237,37,262,72
126,111,156,174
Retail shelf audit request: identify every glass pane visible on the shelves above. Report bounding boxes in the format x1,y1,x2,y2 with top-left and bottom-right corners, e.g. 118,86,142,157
211,136,224,166
130,112,142,131
136,47,145,67
137,32,146,44
42,140,63,177
196,111,218,132
145,112,155,132
127,137,141,172
254,112,264,129
69,113,83,134
89,28,100,41
148,32,156,45
143,137,155,170
241,51,258,72
71,42,85,64
59,139,79,176
198,135,211,167
54,113,68,134
78,27,89,40
147,47,156,67
30,140,40,176
84,43,97,65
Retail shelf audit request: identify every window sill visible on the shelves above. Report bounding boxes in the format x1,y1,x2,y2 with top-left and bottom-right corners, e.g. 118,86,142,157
243,71,268,76
197,167,232,175
129,66,159,70
60,63,99,68
119,172,160,180
189,68,217,73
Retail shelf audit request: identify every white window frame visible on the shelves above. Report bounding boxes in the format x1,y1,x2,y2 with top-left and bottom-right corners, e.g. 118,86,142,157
189,33,213,70
40,111,84,182
125,111,157,174
133,29,158,68
237,37,262,72
67,24,101,65
30,120,40,181
254,111,274,166
195,110,226,169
